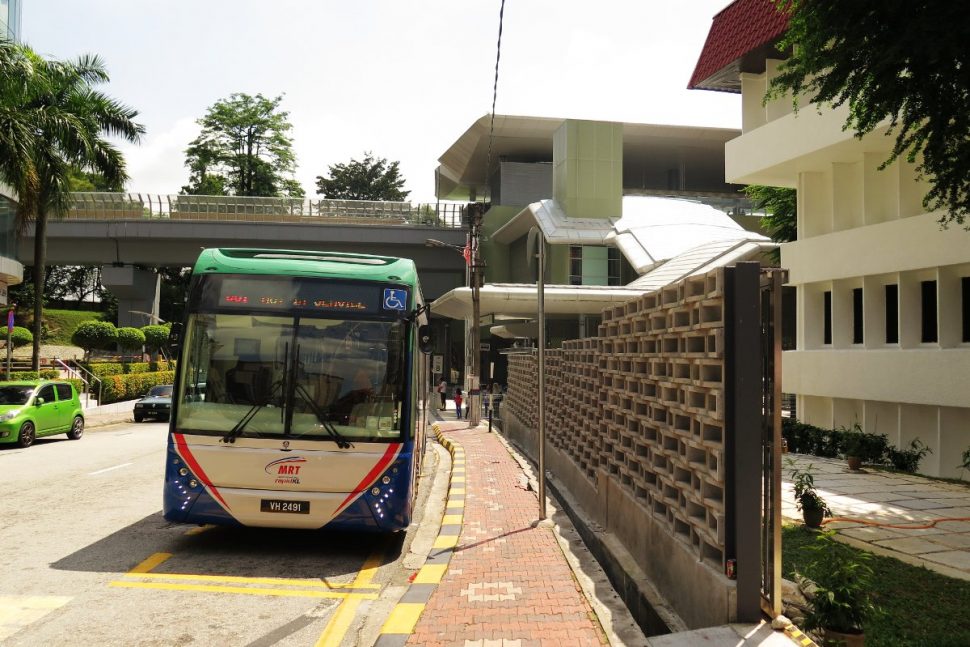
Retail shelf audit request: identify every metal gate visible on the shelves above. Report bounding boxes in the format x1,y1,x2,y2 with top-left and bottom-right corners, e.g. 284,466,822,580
760,268,785,617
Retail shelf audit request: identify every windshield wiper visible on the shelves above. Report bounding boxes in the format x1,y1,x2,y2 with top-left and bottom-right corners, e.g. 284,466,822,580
221,379,283,444
222,403,265,444
293,384,353,449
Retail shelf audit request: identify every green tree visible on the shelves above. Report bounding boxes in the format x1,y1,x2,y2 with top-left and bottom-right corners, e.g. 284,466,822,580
743,185,797,261
182,93,304,198
769,0,970,227
71,320,117,359
67,166,124,192
316,152,410,201
0,40,144,370
116,326,146,352
141,324,171,355
10,326,33,349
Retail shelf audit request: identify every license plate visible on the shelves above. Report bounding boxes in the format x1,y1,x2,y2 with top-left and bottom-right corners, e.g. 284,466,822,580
260,499,310,514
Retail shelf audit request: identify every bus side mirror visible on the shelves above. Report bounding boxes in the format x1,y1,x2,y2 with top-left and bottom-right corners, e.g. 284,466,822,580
418,325,433,354
168,323,183,355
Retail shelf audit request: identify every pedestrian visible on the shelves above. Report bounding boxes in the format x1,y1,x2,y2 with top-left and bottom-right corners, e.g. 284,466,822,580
453,387,463,420
437,378,447,410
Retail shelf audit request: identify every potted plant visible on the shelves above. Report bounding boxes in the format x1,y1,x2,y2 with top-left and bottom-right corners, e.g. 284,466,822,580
841,428,865,471
800,530,879,646
789,461,831,528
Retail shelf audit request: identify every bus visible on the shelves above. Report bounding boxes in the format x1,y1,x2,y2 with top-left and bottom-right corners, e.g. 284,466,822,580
163,248,432,531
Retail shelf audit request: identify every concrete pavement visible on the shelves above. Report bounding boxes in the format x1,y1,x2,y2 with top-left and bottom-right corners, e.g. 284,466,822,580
401,412,799,647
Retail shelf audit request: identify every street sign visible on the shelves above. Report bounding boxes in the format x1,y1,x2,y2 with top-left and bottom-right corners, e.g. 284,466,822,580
432,354,443,374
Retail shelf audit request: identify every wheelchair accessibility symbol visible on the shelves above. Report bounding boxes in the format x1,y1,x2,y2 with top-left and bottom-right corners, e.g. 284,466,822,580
383,288,407,311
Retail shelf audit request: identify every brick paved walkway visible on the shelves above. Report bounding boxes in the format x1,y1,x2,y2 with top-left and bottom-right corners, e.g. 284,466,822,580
408,419,606,647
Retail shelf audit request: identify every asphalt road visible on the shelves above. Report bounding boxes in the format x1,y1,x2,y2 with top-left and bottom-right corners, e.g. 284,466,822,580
0,421,443,646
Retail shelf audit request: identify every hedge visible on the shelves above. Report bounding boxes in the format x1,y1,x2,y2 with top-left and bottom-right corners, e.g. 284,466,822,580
116,327,146,351
10,326,33,348
5,369,60,380
100,370,175,404
783,417,932,473
85,361,174,379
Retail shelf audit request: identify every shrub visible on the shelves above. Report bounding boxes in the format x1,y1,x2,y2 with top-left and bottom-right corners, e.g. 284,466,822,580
789,460,831,516
799,530,879,635
959,448,970,477
888,438,931,473
72,321,118,356
99,370,175,404
39,369,59,379
141,324,171,353
85,363,124,379
116,327,146,351
9,326,33,348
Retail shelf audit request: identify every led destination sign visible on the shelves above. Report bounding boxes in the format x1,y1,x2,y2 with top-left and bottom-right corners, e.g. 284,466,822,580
202,276,403,315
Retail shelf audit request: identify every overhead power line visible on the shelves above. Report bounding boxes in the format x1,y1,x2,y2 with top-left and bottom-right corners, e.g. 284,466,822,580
484,0,507,205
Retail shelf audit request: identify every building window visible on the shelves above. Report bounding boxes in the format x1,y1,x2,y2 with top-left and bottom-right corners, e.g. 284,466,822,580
569,246,582,285
852,288,863,344
962,277,970,343
568,245,621,286
823,291,832,345
607,248,622,286
921,280,938,343
885,284,899,344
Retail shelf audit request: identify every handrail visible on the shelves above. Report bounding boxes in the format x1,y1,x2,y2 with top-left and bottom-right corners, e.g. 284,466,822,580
66,192,468,228
56,359,103,407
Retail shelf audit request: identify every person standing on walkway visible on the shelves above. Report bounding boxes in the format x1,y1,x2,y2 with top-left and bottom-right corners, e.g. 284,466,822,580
437,378,447,410
453,387,463,420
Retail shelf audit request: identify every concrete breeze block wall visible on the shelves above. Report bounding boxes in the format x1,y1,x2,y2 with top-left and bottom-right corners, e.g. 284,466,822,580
503,268,731,627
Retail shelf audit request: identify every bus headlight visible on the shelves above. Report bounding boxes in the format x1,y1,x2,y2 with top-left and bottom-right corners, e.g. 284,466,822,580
371,487,381,496
179,467,190,477
381,476,391,485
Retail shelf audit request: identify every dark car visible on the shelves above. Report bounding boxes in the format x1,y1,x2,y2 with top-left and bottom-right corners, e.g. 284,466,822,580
133,384,173,422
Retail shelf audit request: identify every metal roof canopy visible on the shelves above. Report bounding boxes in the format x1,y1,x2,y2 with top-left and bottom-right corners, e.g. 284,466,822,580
430,283,644,320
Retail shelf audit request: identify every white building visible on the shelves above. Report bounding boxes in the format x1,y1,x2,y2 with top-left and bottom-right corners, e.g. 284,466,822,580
0,0,26,306
689,0,970,477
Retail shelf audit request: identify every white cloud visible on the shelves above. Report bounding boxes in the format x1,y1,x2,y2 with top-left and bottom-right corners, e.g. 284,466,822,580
117,117,200,195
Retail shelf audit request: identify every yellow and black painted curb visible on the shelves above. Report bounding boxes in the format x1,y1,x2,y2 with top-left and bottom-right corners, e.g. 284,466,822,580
785,625,820,647
373,423,464,647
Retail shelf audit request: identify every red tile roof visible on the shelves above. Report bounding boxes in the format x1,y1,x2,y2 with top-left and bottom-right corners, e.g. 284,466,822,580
688,0,790,92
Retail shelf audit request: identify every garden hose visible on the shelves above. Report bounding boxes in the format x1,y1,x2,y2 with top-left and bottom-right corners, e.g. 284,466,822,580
822,515,970,530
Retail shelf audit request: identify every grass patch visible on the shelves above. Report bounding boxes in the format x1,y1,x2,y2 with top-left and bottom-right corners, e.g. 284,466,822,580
42,309,104,345
784,525,970,646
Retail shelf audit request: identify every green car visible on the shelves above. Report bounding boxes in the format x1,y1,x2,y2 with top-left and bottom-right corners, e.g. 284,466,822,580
0,381,85,448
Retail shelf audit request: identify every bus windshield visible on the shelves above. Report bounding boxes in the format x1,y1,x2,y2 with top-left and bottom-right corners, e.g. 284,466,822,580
175,312,406,442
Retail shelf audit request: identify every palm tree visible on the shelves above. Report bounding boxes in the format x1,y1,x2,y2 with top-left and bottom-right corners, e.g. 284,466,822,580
0,40,144,369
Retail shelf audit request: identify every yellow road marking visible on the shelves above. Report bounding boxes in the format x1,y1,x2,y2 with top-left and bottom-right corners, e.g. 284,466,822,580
433,535,459,549
442,514,463,525
413,564,448,584
128,552,172,574
121,571,379,590
315,538,389,647
109,580,377,599
183,525,213,536
451,476,466,483
449,488,466,495
381,603,425,634
446,501,464,509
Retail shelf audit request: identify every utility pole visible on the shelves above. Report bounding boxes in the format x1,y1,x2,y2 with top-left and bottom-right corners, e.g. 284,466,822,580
466,202,484,426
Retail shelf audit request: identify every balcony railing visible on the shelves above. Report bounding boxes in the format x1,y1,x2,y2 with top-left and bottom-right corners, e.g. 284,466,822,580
65,193,466,228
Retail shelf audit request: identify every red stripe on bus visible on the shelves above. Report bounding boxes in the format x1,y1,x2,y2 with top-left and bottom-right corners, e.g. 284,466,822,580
335,443,401,515
174,433,231,510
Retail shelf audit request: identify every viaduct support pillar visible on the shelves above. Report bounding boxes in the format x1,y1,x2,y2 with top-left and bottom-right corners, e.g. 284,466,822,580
101,265,160,328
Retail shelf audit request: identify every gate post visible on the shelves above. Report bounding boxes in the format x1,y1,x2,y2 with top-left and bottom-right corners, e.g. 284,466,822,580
724,262,762,623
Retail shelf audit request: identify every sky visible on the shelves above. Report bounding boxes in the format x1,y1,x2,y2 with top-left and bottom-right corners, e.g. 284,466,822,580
24,0,739,203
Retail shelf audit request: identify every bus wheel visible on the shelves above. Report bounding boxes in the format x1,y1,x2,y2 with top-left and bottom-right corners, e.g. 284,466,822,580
67,416,84,440
17,422,35,448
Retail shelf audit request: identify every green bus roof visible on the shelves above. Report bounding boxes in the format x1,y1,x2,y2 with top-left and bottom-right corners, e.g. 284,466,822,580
192,248,419,287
